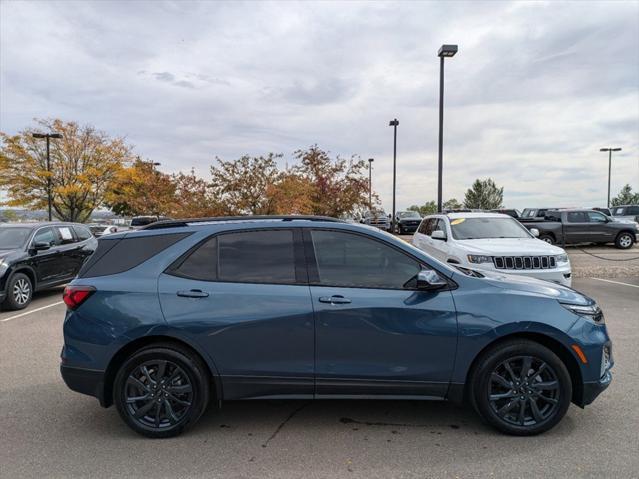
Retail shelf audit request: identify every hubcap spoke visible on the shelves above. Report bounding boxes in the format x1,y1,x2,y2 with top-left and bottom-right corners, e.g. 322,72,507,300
532,380,558,390
520,356,532,381
490,373,512,389
127,376,150,392
490,391,516,401
166,383,192,394
134,399,156,419
517,399,526,425
529,398,543,422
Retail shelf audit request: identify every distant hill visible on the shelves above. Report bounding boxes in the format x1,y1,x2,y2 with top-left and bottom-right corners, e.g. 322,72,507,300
0,208,122,223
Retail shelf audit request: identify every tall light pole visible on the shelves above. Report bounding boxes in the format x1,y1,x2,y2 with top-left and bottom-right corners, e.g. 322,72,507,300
389,119,399,232
600,147,622,208
437,44,458,213
368,158,374,211
32,132,63,221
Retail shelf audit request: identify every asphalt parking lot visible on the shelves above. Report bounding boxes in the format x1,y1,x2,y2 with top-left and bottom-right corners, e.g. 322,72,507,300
1,275,638,478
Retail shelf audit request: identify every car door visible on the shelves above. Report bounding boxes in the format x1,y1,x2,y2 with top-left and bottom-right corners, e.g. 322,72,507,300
54,225,83,278
158,228,315,400
563,211,591,243
413,218,435,253
586,211,615,243
29,226,67,285
307,229,458,398
429,219,450,260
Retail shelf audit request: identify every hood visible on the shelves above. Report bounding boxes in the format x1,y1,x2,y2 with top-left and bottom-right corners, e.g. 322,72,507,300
458,238,565,256
0,249,18,259
463,268,591,305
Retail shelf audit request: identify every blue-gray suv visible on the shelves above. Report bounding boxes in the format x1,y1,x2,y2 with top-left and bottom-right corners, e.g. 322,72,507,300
60,216,613,438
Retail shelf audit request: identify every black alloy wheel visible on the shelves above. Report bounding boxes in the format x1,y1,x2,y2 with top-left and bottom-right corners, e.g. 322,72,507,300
114,344,209,438
471,339,571,435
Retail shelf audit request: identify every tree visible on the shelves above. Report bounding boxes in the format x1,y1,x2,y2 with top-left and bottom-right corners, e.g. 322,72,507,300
265,172,315,215
170,169,226,218
463,178,504,210
105,158,176,217
443,198,463,210
210,154,281,215
0,119,132,222
407,201,437,216
292,146,371,217
611,184,639,207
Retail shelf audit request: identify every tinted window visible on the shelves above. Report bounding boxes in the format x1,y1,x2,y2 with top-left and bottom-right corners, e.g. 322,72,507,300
73,225,92,241
218,230,295,284
0,227,31,249
567,212,587,223
311,230,421,289
628,206,639,215
56,226,77,244
587,212,607,223
79,233,190,278
173,236,218,281
419,218,435,235
33,227,58,246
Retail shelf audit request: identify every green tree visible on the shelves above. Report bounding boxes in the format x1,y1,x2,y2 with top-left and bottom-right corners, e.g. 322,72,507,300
463,178,504,210
443,198,463,210
407,201,437,216
611,184,639,207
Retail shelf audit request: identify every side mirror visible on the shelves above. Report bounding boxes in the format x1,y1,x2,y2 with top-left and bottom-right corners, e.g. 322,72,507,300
530,228,540,238
416,270,448,291
431,230,447,241
32,241,51,251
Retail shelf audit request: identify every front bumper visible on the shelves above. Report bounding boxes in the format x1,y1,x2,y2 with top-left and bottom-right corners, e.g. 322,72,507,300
60,364,107,407
581,370,612,406
472,263,572,286
399,223,420,233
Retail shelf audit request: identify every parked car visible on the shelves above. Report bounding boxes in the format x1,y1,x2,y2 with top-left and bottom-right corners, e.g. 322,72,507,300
394,210,422,234
412,212,572,286
592,207,612,217
520,208,558,220
99,225,130,237
360,210,390,231
611,204,639,223
61,215,612,438
520,209,638,249
87,223,108,237
490,209,520,218
0,222,97,310
130,216,171,229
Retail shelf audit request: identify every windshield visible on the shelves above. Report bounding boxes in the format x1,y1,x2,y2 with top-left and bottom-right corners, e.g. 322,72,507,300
450,217,532,240
399,211,420,218
0,227,31,249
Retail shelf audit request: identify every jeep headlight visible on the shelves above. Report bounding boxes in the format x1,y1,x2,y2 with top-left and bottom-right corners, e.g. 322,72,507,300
467,255,493,264
556,254,569,264
560,302,604,323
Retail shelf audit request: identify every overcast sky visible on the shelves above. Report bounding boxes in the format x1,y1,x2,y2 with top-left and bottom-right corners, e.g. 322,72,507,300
1,0,638,210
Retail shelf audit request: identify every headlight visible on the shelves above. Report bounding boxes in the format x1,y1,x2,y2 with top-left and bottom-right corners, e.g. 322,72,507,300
560,302,604,323
556,254,569,264
467,255,493,264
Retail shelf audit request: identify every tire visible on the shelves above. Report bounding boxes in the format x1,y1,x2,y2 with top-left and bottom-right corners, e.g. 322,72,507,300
2,272,33,311
539,235,555,245
615,232,634,250
114,343,210,438
470,339,572,436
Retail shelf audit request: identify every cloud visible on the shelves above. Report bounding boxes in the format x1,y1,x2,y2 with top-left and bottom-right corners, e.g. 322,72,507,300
1,0,638,210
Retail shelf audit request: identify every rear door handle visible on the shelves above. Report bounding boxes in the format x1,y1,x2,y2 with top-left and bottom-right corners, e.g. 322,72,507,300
177,289,209,298
319,295,351,304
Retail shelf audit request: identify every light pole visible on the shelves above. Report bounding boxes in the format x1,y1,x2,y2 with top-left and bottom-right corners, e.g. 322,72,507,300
368,158,374,211
600,147,622,208
389,119,399,232
437,44,458,213
32,132,63,221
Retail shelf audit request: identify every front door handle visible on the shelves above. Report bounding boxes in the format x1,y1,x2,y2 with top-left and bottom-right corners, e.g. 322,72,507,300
319,295,351,304
177,289,209,298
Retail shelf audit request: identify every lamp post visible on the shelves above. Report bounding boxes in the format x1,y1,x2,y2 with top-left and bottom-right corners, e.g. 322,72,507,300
600,147,622,208
437,44,458,213
32,132,63,221
368,158,374,211
389,119,399,232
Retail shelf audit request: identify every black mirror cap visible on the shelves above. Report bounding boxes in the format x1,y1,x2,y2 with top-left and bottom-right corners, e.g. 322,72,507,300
416,270,448,291
33,241,51,251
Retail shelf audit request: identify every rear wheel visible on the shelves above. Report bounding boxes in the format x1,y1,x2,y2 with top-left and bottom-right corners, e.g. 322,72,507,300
2,273,32,310
615,232,634,249
114,344,210,438
471,340,571,436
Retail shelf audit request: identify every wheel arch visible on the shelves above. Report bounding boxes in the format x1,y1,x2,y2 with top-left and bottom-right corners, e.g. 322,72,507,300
102,335,222,408
615,229,636,242
462,331,584,407
5,265,37,290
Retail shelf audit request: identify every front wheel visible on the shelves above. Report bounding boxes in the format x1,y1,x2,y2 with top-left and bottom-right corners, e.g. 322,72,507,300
615,232,634,249
471,340,572,436
539,235,555,245
2,272,33,310
114,344,210,438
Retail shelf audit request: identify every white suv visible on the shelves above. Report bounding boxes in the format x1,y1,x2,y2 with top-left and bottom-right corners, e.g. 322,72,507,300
412,212,572,286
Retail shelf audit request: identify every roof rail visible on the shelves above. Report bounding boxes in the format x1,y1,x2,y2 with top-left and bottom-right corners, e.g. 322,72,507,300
140,215,344,230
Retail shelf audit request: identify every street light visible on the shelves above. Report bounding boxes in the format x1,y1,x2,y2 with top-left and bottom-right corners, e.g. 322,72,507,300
32,132,63,221
368,158,374,211
389,119,399,232
600,147,622,208
437,44,458,213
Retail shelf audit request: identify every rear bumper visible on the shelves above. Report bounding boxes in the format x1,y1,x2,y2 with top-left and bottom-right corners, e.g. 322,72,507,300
60,364,108,407
581,370,612,406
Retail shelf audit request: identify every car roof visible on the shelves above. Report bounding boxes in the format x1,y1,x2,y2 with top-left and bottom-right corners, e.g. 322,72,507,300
0,221,78,228
437,212,510,219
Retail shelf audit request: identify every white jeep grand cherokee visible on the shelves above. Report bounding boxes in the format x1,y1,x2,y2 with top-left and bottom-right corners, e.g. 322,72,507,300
412,212,572,286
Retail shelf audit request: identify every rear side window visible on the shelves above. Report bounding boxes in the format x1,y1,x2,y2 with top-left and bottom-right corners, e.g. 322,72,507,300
172,236,218,281
79,232,191,278
73,225,92,241
567,212,587,223
628,206,639,215
218,230,296,284
56,226,76,245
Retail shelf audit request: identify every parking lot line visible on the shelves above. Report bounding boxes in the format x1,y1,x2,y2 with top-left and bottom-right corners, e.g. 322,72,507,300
0,301,65,322
591,278,639,289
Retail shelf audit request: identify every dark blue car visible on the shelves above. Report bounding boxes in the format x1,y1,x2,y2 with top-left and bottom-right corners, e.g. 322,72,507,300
60,216,612,438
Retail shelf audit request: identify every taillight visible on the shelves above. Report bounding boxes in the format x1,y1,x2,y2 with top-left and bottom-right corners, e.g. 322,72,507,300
63,285,96,310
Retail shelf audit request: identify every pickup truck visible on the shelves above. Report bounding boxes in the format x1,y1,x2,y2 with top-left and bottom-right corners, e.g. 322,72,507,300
520,209,638,249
